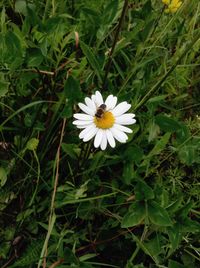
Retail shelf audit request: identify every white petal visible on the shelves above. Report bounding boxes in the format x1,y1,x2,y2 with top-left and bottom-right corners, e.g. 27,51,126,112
106,129,116,148
76,124,91,129
85,97,96,110
95,91,104,106
78,103,95,116
83,126,98,142
115,114,136,125
79,124,96,139
91,95,96,103
73,113,93,121
113,124,133,133
94,129,103,148
105,95,118,110
112,102,131,116
110,128,128,143
100,131,107,150
73,120,93,126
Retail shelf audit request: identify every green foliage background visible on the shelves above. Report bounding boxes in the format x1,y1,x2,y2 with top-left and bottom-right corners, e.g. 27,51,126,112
0,0,200,267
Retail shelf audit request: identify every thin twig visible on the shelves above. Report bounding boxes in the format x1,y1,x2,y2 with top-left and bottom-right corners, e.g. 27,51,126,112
102,0,129,90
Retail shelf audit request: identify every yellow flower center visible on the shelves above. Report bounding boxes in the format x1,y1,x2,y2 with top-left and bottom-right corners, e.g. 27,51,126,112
94,111,115,129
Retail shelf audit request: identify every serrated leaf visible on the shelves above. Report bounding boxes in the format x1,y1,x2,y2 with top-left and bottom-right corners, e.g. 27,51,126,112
121,201,146,228
9,240,43,267
148,201,172,226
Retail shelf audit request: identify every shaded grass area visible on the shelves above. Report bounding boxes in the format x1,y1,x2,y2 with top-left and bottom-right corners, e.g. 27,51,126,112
0,0,200,267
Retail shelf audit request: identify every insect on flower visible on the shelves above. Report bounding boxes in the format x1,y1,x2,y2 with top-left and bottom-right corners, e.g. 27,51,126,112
73,91,136,150
95,104,107,118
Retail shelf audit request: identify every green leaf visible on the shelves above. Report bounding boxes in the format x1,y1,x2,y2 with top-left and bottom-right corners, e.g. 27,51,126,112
97,0,119,41
121,201,146,228
177,201,193,219
64,76,82,104
0,166,7,187
63,247,79,265
80,41,102,83
61,143,80,159
147,94,168,104
175,123,190,143
4,30,23,68
9,240,43,267
155,114,181,132
147,132,171,158
166,197,183,214
0,80,9,97
135,180,154,201
143,234,162,258
168,260,184,268
148,201,172,226
167,223,182,253
178,145,197,166
123,145,144,164
27,48,44,67
181,218,200,233
122,162,134,185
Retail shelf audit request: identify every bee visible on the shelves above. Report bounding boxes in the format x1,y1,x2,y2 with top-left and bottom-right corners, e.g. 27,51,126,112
95,104,107,118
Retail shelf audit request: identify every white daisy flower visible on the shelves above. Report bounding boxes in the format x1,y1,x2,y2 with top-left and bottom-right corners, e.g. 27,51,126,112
73,91,136,150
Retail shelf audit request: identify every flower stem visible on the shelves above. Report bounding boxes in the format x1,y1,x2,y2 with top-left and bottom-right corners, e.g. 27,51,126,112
102,0,129,90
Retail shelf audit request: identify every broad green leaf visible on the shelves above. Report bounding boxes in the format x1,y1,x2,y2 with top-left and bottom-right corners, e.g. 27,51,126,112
27,48,44,67
123,145,144,163
80,41,102,82
4,31,23,68
61,143,80,159
143,234,162,258
135,180,154,201
64,76,82,103
168,260,184,268
148,201,172,226
121,201,146,228
155,114,181,132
